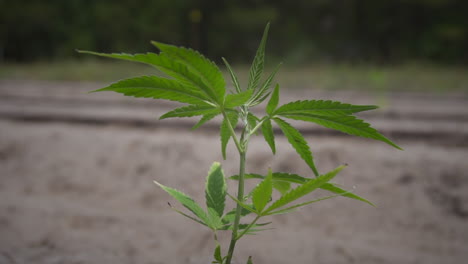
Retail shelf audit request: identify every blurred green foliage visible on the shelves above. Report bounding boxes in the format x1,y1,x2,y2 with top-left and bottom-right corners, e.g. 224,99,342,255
1,0,467,64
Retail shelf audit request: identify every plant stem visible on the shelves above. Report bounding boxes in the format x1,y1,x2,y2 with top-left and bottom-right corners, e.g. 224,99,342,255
225,150,247,264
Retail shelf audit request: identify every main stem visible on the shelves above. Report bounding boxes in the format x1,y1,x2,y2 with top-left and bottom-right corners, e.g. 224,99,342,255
225,149,246,264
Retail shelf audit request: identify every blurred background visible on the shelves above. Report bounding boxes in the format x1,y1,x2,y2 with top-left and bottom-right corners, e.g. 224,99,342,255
1,1,468,264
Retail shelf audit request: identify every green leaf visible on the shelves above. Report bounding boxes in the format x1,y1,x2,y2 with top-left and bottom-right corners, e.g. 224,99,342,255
266,194,342,215
248,63,281,106
79,51,219,104
279,113,402,149
261,118,276,154
222,206,252,225
192,113,220,130
273,118,319,176
247,23,270,91
225,89,254,108
320,183,375,206
247,256,253,264
220,111,239,159
227,193,257,214
251,169,273,213
265,165,346,213
247,113,260,131
272,181,291,195
154,181,209,225
77,50,161,68
266,84,280,115
205,162,227,217
274,100,378,116
207,207,223,230
213,244,222,263
91,75,211,105
152,41,226,104
160,105,219,119
231,173,374,206
166,202,208,226
222,57,241,93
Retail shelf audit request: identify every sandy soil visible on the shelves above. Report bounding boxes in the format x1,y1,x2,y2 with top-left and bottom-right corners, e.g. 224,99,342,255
1,81,468,264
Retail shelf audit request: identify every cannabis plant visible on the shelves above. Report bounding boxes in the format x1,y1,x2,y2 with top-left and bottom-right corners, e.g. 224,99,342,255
79,23,400,264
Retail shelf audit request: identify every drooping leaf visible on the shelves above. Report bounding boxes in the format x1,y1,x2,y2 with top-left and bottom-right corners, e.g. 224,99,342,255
91,76,212,105
220,112,239,159
248,63,281,106
274,100,378,116
279,113,402,149
273,118,319,176
152,41,226,104
205,162,227,217
160,105,219,119
192,113,220,130
265,165,346,213
222,57,241,93
225,89,254,108
247,23,270,91
261,118,276,154
251,169,273,213
154,181,209,225
266,84,280,115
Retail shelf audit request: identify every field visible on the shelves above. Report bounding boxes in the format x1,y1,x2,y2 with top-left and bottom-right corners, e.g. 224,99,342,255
1,76,468,264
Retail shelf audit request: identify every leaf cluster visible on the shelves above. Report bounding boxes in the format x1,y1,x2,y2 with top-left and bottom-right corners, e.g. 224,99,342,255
80,23,400,264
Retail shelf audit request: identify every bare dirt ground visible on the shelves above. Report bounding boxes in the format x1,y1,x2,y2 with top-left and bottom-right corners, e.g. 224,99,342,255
1,80,468,264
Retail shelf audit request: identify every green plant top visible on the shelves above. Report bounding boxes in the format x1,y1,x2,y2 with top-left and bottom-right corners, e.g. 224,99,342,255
79,23,401,264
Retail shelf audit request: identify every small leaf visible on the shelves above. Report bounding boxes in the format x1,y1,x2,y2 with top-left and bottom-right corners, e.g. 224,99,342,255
213,244,222,263
192,113,219,130
247,113,260,131
265,165,346,213
261,118,276,154
320,183,375,206
274,100,378,116
227,193,257,214
248,64,281,106
279,113,402,149
160,105,219,119
225,89,254,108
252,169,273,213
266,84,280,115
247,23,270,91
154,181,209,225
220,112,239,159
222,57,241,93
273,118,319,176
266,194,342,215
205,162,227,217
222,206,252,225
247,256,253,264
